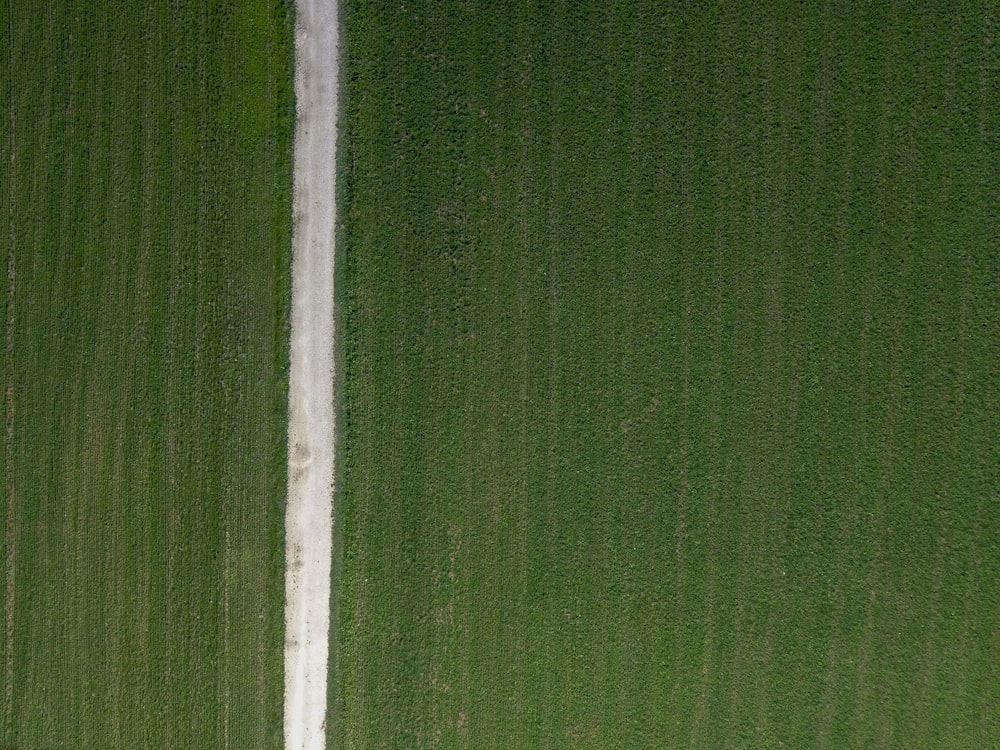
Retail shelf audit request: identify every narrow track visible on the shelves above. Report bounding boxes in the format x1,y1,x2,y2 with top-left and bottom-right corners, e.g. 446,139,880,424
284,0,338,748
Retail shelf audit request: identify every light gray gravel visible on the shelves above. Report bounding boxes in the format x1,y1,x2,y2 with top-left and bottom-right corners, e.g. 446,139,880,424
284,0,337,748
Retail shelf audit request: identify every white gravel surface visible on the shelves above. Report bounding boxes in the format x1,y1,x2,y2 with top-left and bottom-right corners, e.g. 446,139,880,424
284,0,337,748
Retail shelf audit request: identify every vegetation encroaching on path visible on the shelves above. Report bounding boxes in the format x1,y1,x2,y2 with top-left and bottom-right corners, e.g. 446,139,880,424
1,1,294,747
337,2,998,747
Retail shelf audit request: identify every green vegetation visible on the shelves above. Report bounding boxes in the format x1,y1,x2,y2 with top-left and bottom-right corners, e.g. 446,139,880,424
337,1,998,747
2,0,293,747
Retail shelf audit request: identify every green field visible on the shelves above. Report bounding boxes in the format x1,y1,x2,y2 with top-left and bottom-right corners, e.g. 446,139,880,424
337,2,998,748
2,0,293,747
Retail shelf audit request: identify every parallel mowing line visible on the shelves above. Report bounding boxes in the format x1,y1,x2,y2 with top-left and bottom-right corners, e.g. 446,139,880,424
220,19,239,745
36,1,82,734
223,524,233,750
542,14,563,744
253,14,278,745
816,35,856,744
514,26,532,736
689,198,724,750
27,6,67,737
96,10,130,746
723,29,769,741
135,5,159,740
912,26,957,740
947,21,985,741
851,57,902,745
972,25,992,738
671,95,694,732
107,61,129,746
690,36,731,745
4,0,17,729
189,7,212,740
756,15,787,738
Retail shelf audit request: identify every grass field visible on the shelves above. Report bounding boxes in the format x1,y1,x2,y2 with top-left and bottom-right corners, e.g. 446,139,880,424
2,0,293,747
336,2,998,747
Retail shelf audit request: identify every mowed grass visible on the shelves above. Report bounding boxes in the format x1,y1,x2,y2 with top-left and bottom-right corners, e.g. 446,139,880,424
337,2,998,748
2,0,292,747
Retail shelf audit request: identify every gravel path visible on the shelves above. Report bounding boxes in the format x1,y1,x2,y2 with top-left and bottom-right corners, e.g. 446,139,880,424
284,0,337,748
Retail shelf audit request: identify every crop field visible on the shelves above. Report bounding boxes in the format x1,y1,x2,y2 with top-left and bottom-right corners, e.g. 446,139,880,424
336,2,998,748
2,0,293,747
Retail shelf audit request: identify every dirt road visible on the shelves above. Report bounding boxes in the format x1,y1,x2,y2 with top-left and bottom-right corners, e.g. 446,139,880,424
284,0,337,748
